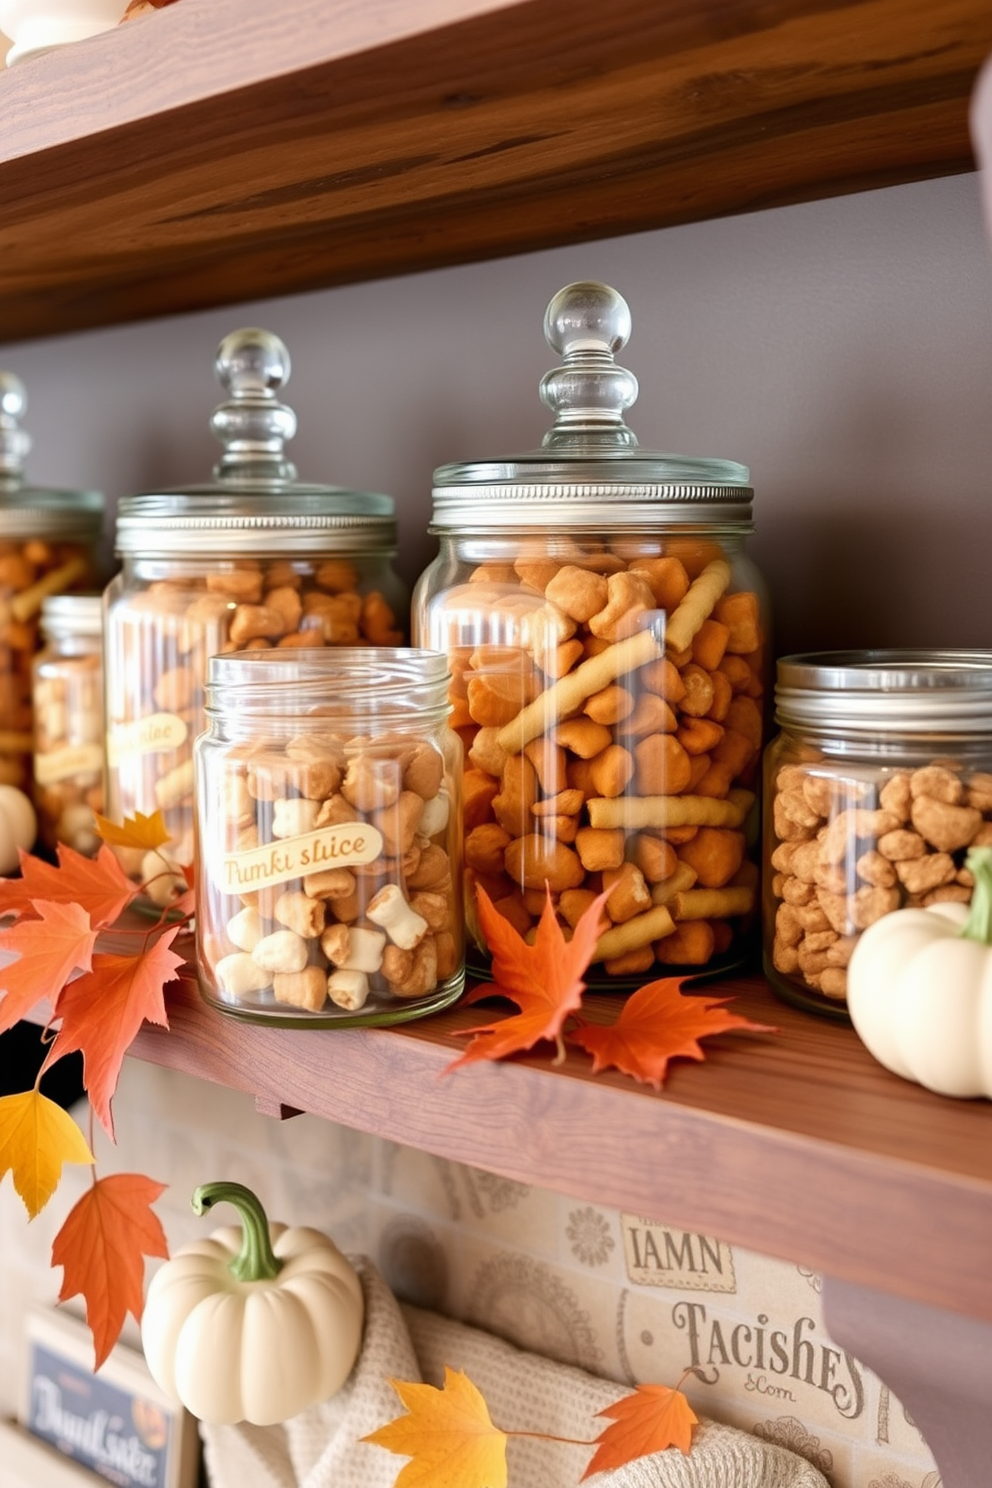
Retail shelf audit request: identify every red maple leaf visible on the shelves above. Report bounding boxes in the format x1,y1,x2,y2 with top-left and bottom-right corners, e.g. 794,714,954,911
569,976,776,1089
52,1173,169,1370
445,887,609,1071
41,929,185,1139
0,900,98,1035
581,1382,699,1478
169,862,196,919
0,844,136,928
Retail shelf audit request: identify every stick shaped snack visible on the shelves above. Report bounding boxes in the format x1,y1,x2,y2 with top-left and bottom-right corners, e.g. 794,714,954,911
496,625,664,756
664,559,732,655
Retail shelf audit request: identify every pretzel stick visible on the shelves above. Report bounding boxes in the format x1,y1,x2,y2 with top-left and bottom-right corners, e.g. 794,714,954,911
596,904,676,960
496,625,663,755
650,861,697,906
672,886,755,919
588,788,755,831
664,559,731,654
11,555,88,623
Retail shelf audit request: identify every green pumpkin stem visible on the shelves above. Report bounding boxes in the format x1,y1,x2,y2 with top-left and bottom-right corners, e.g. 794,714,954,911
191,1181,283,1283
961,847,992,945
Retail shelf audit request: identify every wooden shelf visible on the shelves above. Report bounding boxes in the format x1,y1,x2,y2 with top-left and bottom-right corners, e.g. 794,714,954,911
131,962,992,1327
1,0,991,342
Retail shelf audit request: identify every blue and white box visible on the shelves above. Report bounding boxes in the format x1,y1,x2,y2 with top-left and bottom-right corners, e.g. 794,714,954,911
19,1306,199,1488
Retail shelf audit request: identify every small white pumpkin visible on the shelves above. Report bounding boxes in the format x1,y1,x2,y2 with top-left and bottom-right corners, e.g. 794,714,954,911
847,846,992,1098
0,784,36,873
141,1181,364,1425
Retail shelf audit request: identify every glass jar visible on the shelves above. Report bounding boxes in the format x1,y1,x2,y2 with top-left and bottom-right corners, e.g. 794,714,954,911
194,647,464,1026
32,594,105,856
104,328,408,902
413,282,769,984
0,372,104,795
763,650,992,1020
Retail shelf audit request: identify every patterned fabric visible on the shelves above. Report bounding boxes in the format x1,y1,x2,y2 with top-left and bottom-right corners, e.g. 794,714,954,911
200,1258,830,1488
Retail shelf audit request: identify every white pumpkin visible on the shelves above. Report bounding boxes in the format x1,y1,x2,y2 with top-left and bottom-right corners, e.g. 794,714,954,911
141,1182,364,1425
0,784,36,873
847,846,992,1099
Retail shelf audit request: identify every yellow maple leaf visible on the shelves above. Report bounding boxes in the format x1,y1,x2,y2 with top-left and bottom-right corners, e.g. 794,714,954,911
94,810,170,853
362,1368,508,1488
0,1089,94,1218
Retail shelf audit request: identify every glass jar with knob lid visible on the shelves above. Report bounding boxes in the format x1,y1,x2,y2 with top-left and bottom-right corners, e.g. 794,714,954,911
0,372,104,798
413,281,769,983
193,647,465,1026
103,327,408,905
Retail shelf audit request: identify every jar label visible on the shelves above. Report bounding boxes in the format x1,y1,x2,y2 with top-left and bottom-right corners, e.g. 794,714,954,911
107,712,188,765
218,823,385,895
34,742,104,786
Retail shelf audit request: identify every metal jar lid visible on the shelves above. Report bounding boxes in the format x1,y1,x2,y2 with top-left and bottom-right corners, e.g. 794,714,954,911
775,650,992,738
40,593,104,643
114,329,397,558
0,373,104,541
430,281,753,532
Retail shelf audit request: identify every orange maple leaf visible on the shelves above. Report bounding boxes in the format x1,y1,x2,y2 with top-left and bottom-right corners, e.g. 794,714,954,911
0,900,98,1036
94,810,170,853
52,1173,169,1371
569,976,776,1089
362,1367,508,1488
41,929,185,1139
0,844,136,928
581,1382,699,1479
445,887,609,1072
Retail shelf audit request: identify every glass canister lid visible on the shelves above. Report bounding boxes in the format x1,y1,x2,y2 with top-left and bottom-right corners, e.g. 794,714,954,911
0,373,104,539
40,593,104,642
114,328,397,557
775,649,992,738
431,281,753,531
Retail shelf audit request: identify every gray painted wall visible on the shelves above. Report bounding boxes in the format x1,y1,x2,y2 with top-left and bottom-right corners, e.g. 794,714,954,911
5,169,992,658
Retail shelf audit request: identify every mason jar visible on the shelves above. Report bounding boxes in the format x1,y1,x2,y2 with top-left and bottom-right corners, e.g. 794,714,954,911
193,647,464,1026
0,372,104,796
104,328,407,904
764,650,992,1019
412,282,769,984
32,594,105,855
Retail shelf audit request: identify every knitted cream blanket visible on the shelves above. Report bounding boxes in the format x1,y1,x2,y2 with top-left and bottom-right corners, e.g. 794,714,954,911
200,1258,829,1488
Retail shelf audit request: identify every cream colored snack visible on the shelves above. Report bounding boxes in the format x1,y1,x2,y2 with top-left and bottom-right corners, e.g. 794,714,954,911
200,724,461,1013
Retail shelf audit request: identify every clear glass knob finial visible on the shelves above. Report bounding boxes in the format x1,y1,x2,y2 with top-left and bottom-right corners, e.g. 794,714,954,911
540,282,639,450
210,327,298,484
0,371,32,479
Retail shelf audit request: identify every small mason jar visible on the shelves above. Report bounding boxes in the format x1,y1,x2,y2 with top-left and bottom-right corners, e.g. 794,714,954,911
764,650,992,1019
413,282,769,983
0,373,104,795
193,647,465,1026
32,594,105,855
104,328,407,903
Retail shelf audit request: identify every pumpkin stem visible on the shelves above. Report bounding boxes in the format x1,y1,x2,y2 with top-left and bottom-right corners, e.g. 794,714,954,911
191,1181,283,1282
961,847,992,945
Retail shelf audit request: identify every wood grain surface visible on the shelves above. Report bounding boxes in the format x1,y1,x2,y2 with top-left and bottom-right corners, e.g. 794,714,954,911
1,0,989,341
127,961,992,1327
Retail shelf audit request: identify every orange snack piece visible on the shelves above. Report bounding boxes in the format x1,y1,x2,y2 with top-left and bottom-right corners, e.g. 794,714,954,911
633,734,692,796
691,618,731,671
678,827,746,888
714,591,762,654
627,556,690,610
655,920,716,965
